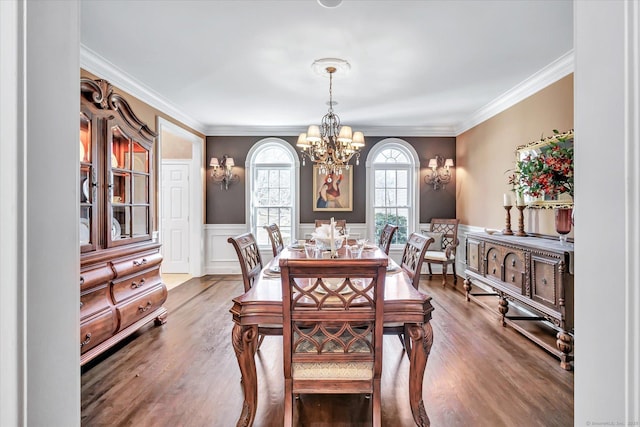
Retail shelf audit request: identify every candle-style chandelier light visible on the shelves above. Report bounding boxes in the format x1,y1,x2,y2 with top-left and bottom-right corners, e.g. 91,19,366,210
297,58,365,175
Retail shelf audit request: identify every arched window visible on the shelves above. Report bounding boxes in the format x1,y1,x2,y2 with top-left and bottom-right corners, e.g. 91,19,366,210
246,138,299,247
366,139,420,247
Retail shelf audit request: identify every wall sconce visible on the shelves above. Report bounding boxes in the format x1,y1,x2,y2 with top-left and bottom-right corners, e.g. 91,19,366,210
424,155,454,190
209,155,239,190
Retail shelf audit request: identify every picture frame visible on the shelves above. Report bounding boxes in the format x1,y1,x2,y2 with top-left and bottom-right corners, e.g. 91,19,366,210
312,166,353,211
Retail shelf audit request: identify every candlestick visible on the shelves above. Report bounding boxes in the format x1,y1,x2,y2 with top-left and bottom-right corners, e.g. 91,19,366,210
503,205,514,235
515,205,527,236
503,193,512,207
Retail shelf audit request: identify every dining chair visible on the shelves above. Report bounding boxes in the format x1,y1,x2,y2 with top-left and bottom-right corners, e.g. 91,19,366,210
423,218,460,287
263,223,285,257
227,232,281,349
378,223,398,255
280,257,387,426
384,232,433,358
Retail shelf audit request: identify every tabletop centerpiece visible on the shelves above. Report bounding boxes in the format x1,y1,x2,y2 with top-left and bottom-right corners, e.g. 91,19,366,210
311,217,348,258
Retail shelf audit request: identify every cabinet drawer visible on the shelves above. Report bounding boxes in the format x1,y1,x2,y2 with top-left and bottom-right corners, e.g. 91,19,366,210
80,309,117,353
532,256,559,309
485,245,502,280
81,284,111,320
503,252,526,295
112,266,161,304
112,252,163,278
80,265,114,292
116,285,167,330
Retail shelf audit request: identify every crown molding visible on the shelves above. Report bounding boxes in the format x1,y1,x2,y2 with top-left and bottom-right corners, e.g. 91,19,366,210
204,124,457,137
455,50,575,135
80,44,206,134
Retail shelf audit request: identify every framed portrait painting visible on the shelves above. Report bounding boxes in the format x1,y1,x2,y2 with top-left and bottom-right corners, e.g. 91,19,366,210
312,166,353,211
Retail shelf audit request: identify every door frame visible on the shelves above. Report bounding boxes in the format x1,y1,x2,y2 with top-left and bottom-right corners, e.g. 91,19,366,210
157,117,204,277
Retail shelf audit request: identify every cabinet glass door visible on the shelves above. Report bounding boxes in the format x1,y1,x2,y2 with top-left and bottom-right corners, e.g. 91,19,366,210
108,124,151,246
80,112,95,252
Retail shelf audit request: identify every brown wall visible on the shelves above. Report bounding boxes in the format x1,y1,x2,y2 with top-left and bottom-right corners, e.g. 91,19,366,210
162,132,193,159
206,136,456,224
456,74,574,235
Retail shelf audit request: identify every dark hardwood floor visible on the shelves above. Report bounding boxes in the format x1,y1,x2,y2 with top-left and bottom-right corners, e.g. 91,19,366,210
81,274,574,426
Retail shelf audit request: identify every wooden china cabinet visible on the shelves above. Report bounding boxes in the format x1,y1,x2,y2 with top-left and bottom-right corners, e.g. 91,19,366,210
80,78,167,366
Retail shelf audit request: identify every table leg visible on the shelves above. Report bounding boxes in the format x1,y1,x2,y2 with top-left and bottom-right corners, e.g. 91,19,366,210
407,322,434,427
232,324,259,427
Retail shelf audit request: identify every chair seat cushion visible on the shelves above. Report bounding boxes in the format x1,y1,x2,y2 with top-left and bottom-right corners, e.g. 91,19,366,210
424,250,454,261
292,361,373,380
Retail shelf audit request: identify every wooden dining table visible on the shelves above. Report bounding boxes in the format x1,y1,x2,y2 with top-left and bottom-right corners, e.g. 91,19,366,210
229,245,435,427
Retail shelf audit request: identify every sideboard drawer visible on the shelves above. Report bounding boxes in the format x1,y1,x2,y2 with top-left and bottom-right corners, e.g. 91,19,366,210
532,256,559,310
485,245,502,281
80,309,117,353
111,266,162,304
81,284,111,320
116,285,167,330
112,252,163,278
503,251,526,295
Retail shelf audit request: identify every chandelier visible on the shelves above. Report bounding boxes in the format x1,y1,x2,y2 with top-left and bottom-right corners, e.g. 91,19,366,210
297,59,365,175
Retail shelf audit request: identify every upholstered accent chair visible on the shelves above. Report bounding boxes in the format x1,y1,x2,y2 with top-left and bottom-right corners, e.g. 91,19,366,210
384,232,433,357
280,256,387,426
227,232,281,348
263,223,285,257
423,218,460,287
378,224,398,255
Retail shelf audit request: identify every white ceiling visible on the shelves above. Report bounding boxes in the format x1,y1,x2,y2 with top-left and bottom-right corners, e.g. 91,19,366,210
80,0,573,136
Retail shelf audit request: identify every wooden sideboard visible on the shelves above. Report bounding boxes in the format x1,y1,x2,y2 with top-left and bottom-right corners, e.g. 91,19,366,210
463,232,574,370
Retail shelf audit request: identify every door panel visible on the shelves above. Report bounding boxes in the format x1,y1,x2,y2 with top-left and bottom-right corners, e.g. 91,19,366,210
161,163,190,273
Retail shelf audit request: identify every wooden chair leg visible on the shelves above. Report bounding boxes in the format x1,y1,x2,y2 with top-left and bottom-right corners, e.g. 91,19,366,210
427,262,433,277
372,379,382,427
441,262,447,287
453,261,458,283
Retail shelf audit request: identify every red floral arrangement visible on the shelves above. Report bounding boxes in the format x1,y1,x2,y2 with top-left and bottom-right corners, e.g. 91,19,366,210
508,130,574,199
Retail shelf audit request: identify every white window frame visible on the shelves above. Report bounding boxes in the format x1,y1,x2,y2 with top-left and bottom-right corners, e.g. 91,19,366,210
245,138,300,249
365,138,420,250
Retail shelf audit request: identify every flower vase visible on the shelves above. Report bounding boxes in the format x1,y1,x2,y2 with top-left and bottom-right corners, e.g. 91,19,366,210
554,207,573,244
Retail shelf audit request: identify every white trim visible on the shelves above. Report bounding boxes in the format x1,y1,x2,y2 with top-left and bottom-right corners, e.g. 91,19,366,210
365,138,420,244
0,1,24,423
245,138,300,241
456,50,575,135
157,117,205,277
81,45,206,134
624,0,640,419
204,224,249,274
204,124,457,137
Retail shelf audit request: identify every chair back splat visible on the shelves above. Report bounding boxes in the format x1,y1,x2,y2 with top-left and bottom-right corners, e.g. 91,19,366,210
378,224,398,255
227,232,263,293
280,256,387,426
400,232,433,290
264,223,285,257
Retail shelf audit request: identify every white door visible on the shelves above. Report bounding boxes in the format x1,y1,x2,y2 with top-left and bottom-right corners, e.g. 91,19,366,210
161,163,190,273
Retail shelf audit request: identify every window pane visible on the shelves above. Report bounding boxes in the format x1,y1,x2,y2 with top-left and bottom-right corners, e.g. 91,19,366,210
397,170,408,188
385,170,396,187
374,189,385,206
397,188,408,206
374,170,385,187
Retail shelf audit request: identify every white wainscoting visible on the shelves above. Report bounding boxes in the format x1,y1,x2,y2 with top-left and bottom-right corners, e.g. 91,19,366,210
204,224,248,275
